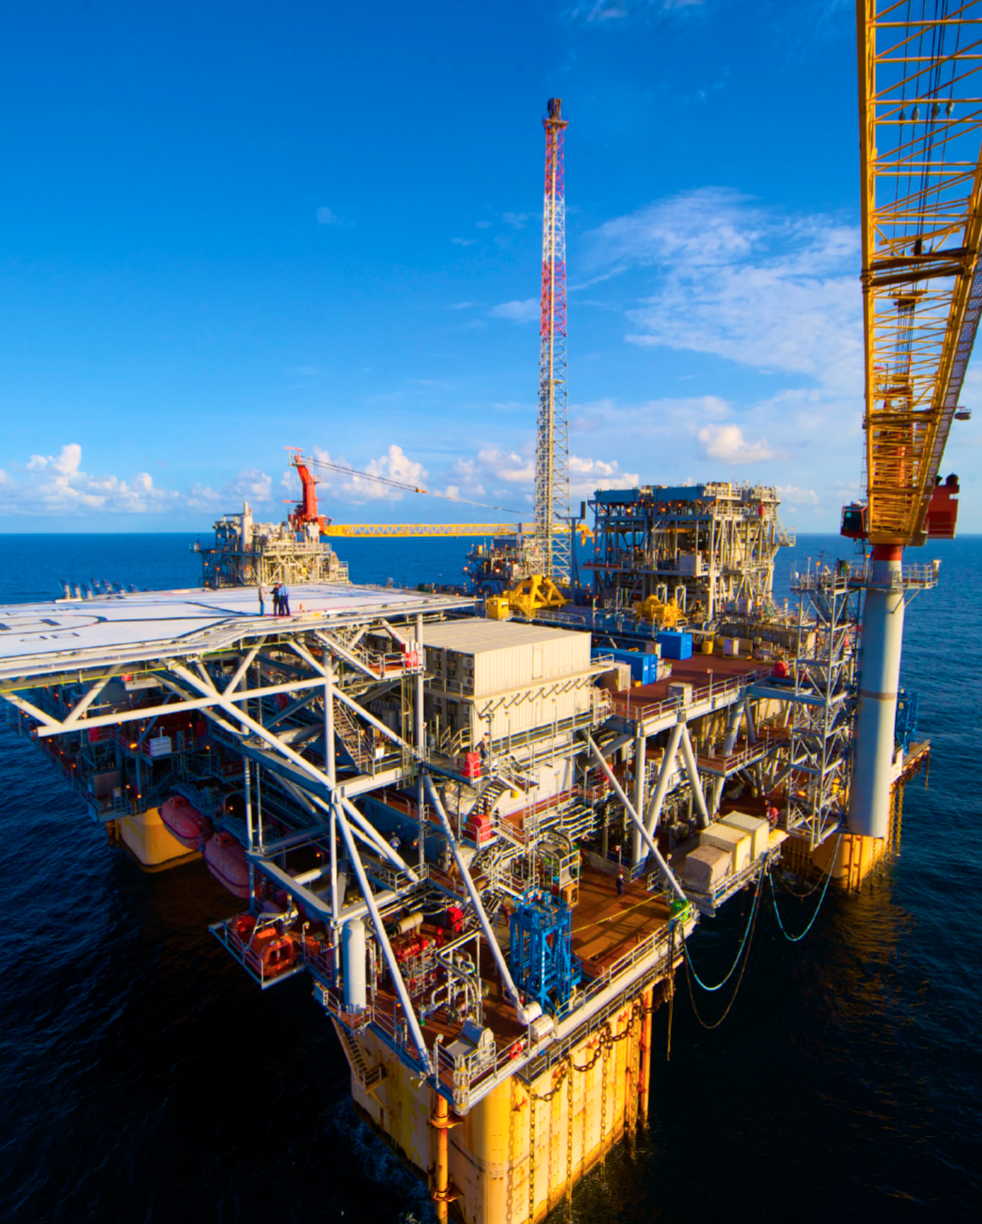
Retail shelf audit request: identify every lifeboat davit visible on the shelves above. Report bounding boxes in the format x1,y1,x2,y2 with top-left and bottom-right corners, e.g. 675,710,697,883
160,795,212,849
204,832,250,898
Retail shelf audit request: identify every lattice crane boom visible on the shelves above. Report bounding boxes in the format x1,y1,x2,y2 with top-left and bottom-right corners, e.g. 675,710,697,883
857,0,982,546
533,98,572,582
848,1,981,842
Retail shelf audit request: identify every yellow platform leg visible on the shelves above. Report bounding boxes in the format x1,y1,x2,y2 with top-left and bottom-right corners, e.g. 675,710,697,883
639,985,653,1123
116,808,201,871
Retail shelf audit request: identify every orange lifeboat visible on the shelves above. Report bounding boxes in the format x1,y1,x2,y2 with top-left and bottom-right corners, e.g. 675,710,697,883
160,795,212,849
204,832,250,899
244,927,297,979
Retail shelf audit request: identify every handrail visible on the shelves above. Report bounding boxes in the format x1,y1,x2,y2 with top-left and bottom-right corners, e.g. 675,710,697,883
610,671,758,725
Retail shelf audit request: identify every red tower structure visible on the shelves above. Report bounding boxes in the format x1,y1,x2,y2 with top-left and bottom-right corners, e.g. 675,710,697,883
533,98,572,583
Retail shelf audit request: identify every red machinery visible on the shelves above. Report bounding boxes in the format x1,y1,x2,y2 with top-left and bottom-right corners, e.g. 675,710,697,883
285,448,330,535
841,473,960,542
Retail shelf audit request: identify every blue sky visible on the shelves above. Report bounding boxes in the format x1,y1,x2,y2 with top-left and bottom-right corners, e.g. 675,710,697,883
1,0,979,534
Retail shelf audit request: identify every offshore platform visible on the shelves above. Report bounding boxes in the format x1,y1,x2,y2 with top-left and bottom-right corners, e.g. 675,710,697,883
0,7,978,1221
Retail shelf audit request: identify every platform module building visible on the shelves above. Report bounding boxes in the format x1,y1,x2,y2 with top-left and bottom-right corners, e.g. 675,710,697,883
585,483,794,624
195,499,349,589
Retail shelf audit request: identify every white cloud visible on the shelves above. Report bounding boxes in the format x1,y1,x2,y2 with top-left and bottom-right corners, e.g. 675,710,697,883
0,443,182,516
448,444,636,507
186,467,278,512
488,299,539,324
776,485,819,506
584,187,862,392
502,212,530,229
451,237,478,247
312,444,428,502
316,206,341,225
568,454,639,498
474,446,535,485
569,0,704,23
698,423,779,464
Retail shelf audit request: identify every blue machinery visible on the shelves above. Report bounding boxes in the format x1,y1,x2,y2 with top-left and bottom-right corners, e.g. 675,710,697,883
508,889,580,1014
895,690,920,755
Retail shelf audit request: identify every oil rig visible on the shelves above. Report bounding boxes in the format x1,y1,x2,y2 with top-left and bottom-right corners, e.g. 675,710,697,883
0,7,978,1221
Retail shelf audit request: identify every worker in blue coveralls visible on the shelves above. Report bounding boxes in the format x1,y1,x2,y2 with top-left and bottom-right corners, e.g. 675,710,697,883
279,583,291,616
258,583,266,616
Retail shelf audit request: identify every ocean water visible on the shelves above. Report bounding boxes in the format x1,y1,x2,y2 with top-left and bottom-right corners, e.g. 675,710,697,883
0,532,978,1223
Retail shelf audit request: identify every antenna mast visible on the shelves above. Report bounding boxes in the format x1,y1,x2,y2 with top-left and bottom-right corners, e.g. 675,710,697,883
534,97,571,583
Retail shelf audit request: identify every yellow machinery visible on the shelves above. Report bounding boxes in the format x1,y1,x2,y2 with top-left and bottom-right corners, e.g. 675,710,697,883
633,594,683,629
500,575,567,620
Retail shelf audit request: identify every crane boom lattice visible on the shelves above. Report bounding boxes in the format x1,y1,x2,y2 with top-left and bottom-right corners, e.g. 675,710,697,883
534,98,572,582
858,0,982,545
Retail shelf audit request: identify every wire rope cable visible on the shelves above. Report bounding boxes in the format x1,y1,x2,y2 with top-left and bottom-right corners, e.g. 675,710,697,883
682,874,763,1031
768,834,841,942
682,873,763,992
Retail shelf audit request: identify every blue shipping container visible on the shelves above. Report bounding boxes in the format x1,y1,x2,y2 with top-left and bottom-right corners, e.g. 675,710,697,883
657,631,693,660
596,648,660,685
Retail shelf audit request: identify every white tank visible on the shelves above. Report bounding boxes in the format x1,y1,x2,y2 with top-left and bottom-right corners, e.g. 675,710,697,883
343,918,367,1011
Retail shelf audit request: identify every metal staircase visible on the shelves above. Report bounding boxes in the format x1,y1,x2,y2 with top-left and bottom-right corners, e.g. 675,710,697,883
332,697,373,771
336,1022,387,1096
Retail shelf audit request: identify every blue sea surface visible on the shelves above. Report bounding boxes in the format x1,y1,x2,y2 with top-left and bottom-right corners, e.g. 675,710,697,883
0,532,978,1223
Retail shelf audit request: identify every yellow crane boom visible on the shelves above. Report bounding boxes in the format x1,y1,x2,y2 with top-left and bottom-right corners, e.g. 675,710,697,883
857,0,982,545
322,523,523,539
321,523,590,540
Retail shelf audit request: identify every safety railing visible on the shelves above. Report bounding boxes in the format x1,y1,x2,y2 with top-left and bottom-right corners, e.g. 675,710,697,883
792,561,939,592
210,915,308,990
696,738,773,775
611,671,760,726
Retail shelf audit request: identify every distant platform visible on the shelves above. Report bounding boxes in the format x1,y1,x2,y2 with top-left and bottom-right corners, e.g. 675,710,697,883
0,584,473,680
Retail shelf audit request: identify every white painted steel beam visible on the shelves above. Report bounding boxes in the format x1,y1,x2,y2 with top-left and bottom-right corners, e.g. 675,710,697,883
586,737,687,902
678,723,711,828
32,673,328,738
334,804,433,1073
645,724,683,837
422,773,539,1024
60,667,120,729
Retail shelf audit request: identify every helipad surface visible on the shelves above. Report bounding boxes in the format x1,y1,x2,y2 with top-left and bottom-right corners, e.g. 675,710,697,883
0,584,472,681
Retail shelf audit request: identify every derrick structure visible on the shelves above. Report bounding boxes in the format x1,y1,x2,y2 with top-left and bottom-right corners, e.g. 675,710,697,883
533,98,572,584
847,0,981,838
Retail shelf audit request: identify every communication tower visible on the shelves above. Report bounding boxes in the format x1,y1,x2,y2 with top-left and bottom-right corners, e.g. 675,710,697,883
533,98,572,583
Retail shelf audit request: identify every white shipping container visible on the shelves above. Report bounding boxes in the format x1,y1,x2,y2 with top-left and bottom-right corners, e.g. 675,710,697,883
476,682,594,741
423,620,591,697
723,638,740,657
684,844,730,890
721,811,770,860
699,822,752,874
